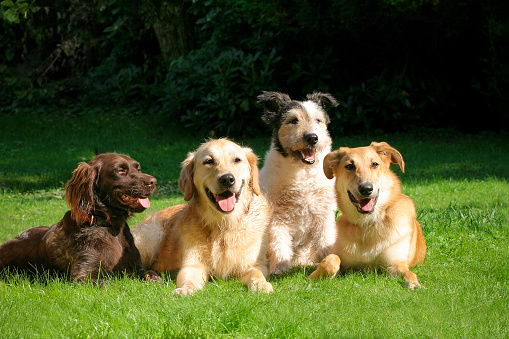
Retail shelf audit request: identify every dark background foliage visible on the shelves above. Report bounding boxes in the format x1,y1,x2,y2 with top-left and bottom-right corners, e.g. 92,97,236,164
1,0,508,137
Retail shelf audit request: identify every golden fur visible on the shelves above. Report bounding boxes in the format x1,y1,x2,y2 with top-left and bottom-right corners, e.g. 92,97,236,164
133,139,272,295
309,142,426,289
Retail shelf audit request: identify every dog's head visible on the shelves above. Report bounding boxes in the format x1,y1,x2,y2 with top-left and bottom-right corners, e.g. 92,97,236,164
323,142,404,215
257,91,338,164
65,153,157,223
179,139,261,215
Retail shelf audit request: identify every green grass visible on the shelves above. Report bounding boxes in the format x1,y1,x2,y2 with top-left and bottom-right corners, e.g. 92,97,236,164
1,111,508,338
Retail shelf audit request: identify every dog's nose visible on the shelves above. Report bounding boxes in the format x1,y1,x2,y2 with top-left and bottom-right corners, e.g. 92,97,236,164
358,182,373,197
145,176,157,187
219,174,235,188
304,133,318,146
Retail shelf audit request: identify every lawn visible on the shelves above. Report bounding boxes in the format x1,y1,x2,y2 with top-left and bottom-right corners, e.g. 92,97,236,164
1,111,508,338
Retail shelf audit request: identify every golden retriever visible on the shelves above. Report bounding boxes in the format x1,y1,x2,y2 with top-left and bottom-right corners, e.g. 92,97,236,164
132,139,273,295
309,142,426,289
257,91,338,274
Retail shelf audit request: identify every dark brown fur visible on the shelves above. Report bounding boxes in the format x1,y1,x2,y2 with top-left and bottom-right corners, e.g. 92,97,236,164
0,153,161,283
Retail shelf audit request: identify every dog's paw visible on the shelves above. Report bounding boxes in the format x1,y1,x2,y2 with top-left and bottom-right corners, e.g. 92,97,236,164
173,282,197,296
270,262,290,275
405,280,422,290
249,281,273,294
143,270,162,284
173,287,196,296
308,254,341,280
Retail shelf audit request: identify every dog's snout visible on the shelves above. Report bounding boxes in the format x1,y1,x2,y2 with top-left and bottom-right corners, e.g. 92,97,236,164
304,133,318,146
144,175,157,187
358,182,373,197
219,174,235,188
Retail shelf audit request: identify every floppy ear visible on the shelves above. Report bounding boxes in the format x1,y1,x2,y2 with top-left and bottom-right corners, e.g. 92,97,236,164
244,147,261,196
306,92,339,109
179,152,196,201
65,162,97,223
257,91,292,127
323,150,344,179
370,141,405,173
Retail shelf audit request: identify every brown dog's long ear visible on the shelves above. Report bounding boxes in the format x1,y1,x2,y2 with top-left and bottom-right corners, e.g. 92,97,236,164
179,152,196,201
244,147,261,196
65,162,97,223
323,150,344,179
370,141,405,173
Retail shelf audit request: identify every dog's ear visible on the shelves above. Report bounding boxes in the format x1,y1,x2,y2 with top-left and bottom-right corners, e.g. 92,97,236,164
307,92,339,109
179,152,196,201
65,162,97,223
323,150,344,179
257,91,292,127
244,147,261,196
370,141,405,173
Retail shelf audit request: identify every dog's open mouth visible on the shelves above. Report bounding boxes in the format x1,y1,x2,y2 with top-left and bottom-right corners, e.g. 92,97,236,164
206,182,244,213
348,191,377,214
298,147,317,164
118,193,151,209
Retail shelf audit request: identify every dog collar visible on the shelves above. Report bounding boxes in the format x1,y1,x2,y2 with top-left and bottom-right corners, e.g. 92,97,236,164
85,214,112,227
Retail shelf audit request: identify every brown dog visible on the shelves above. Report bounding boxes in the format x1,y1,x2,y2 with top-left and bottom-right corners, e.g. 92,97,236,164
309,142,426,289
133,139,273,295
0,153,161,284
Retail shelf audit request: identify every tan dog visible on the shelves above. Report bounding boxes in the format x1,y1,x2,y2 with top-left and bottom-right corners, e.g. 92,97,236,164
132,139,273,295
309,142,426,289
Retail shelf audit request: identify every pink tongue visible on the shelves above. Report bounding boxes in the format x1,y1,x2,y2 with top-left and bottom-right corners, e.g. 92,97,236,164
138,197,150,209
302,148,316,161
216,194,236,212
360,198,376,212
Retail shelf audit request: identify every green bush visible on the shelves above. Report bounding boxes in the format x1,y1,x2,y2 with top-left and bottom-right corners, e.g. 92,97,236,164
158,39,281,137
331,73,450,135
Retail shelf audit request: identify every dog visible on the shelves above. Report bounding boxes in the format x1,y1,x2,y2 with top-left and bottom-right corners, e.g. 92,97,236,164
0,153,161,284
257,91,339,274
309,142,427,289
132,139,273,295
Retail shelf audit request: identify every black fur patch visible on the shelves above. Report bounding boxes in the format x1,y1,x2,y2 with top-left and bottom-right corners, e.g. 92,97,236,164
272,134,288,157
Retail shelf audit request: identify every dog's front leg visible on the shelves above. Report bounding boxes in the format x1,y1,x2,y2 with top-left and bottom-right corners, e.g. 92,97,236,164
141,269,162,283
310,211,337,263
309,254,341,280
240,267,273,293
70,263,106,286
388,265,422,290
387,263,422,290
174,264,208,296
267,222,294,274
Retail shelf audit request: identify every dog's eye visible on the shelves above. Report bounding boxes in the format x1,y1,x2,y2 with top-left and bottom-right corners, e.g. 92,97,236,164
116,168,127,175
234,157,242,163
288,118,299,125
203,158,214,165
345,163,355,171
316,119,323,124
371,162,379,169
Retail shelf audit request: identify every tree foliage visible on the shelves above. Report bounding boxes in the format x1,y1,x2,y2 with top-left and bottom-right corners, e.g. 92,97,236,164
1,0,508,136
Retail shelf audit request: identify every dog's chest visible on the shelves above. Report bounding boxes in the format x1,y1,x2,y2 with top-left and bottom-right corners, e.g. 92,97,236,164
339,220,398,266
76,227,126,267
208,230,253,278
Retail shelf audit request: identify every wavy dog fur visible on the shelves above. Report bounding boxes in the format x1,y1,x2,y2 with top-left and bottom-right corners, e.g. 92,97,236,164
0,153,161,283
257,91,339,274
133,139,272,295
